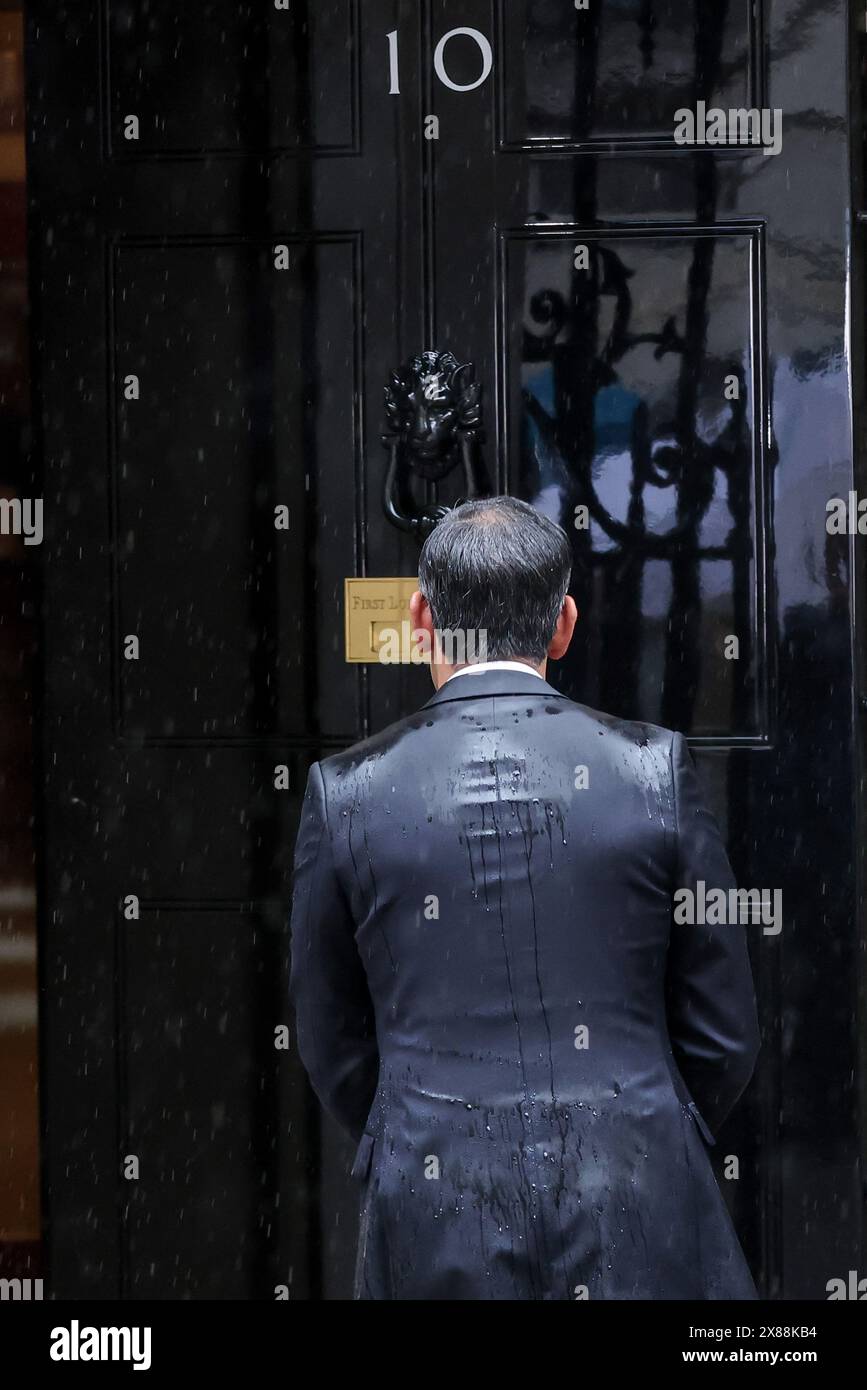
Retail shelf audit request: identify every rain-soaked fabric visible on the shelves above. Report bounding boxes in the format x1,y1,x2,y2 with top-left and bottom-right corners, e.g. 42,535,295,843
289,668,761,1300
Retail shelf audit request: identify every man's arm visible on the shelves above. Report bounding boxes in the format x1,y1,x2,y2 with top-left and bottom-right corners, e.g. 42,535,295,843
289,761,379,1143
665,732,761,1136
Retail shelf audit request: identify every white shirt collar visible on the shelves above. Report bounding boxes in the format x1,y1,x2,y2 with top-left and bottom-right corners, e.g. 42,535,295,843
443,660,545,685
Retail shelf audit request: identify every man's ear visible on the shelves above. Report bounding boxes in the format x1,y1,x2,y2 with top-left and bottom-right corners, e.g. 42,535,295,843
411,591,441,688
548,596,578,661
410,590,434,642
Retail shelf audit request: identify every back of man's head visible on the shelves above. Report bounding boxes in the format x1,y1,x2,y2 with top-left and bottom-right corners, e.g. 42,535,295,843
417,496,573,663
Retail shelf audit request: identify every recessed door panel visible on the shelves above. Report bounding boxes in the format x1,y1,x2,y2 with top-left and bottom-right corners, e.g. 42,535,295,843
113,237,360,742
105,0,358,156
501,226,767,740
498,0,759,148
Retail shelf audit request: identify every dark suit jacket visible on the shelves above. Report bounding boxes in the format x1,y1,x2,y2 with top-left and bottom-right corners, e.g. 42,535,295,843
289,668,761,1299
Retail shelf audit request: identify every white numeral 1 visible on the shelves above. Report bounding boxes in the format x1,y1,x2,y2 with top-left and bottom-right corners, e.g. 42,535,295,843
387,29,400,95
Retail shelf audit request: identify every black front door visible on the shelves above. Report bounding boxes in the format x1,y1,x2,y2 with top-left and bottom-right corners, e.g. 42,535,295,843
29,1,863,1298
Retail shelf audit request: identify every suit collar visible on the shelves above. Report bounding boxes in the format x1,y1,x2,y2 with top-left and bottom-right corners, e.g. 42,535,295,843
422,667,569,709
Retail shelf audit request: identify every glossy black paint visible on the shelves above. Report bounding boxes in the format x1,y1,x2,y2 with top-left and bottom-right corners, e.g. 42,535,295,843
27,1,864,1298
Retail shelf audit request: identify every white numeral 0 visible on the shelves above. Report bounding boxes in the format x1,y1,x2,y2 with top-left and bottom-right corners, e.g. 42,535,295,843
387,27,493,96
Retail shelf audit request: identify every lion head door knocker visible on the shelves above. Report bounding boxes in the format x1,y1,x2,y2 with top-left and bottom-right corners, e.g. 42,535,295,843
382,349,488,540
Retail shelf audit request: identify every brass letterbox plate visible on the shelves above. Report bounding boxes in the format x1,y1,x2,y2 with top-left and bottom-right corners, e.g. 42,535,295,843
344,577,425,664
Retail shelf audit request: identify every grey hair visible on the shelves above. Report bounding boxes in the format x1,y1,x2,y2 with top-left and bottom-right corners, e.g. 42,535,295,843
417,496,572,662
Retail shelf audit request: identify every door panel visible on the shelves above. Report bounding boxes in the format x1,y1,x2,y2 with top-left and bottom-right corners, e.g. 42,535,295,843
123,909,271,1298
499,0,761,150
500,225,768,740
105,0,358,157
113,236,361,742
28,0,863,1299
